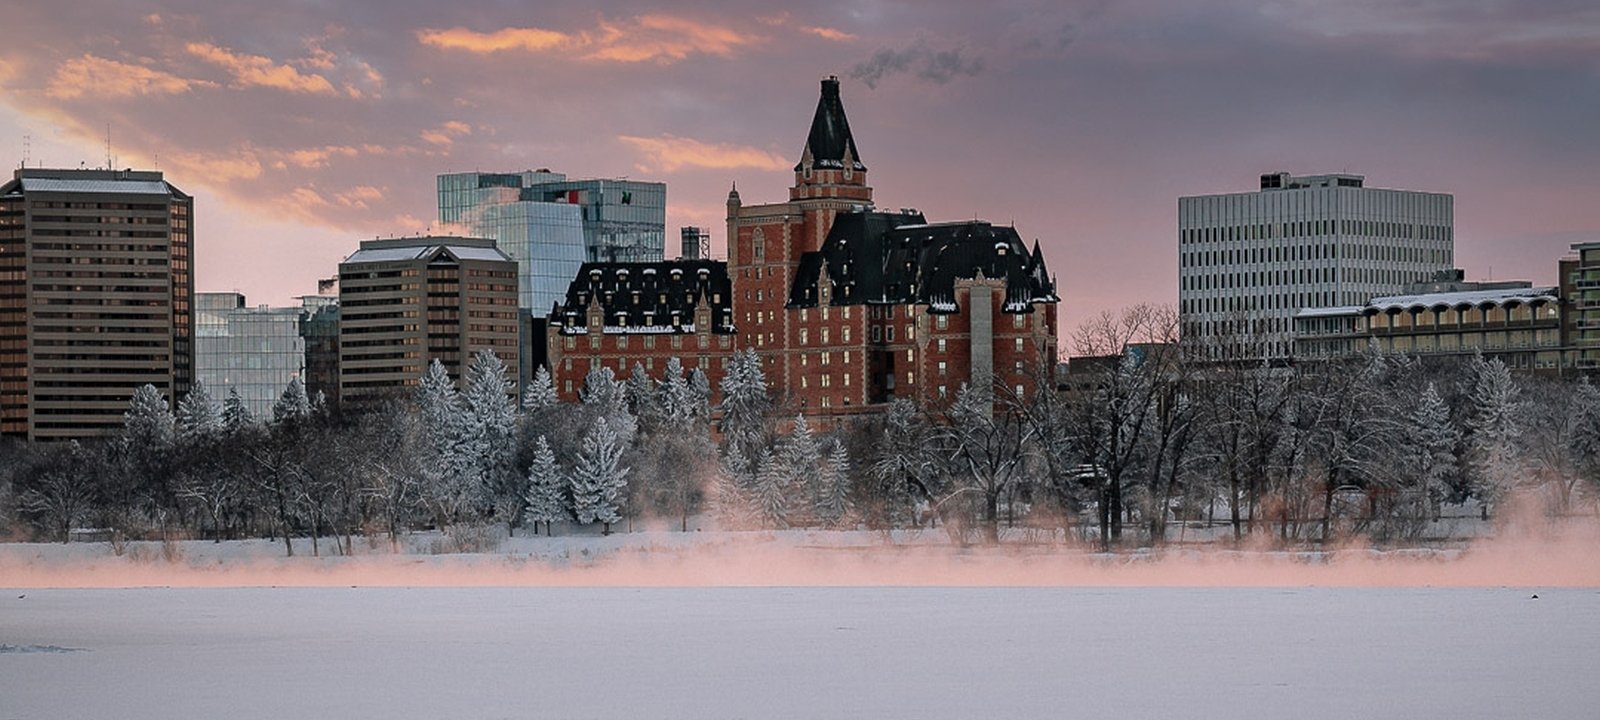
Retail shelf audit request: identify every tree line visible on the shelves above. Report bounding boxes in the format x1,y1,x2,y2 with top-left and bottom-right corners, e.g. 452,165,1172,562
2,304,1598,551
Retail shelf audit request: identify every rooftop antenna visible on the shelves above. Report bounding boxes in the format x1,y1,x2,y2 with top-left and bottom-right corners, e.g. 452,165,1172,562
105,123,112,170
21,133,29,169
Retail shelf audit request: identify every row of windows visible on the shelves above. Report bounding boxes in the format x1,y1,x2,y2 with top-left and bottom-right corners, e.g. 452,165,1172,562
1181,220,1451,245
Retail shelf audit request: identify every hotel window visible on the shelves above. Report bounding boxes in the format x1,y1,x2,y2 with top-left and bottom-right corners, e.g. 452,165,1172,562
907,371,915,386
844,373,850,387
908,325,915,340
843,350,850,364
822,352,830,366
938,361,947,375
1015,338,1024,353
822,328,830,344
800,328,808,345
822,374,831,388
843,327,851,343
937,315,948,330
937,339,946,353
1013,314,1025,329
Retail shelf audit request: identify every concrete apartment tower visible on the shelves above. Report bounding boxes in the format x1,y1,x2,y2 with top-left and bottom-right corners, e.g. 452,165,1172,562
337,236,519,403
0,168,194,440
1178,172,1453,361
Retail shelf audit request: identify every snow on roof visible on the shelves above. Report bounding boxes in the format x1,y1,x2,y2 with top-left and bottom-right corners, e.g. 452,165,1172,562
345,244,511,264
1295,305,1365,319
20,178,173,195
344,246,426,263
444,246,512,262
1367,286,1559,311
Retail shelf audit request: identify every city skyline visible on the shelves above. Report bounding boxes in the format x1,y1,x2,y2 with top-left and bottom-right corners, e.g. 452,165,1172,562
0,1,1595,341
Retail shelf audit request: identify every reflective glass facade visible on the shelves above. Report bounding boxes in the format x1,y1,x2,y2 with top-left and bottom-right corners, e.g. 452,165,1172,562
437,171,665,312
195,292,306,419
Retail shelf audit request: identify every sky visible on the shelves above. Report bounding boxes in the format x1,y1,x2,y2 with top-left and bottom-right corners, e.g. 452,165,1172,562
0,0,1595,344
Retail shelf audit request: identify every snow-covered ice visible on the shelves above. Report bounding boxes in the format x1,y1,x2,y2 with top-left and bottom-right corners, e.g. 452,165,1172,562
3,529,1598,719
3,586,1597,719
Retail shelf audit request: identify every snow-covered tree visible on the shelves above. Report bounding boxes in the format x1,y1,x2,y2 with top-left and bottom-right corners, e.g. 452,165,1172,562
1405,382,1458,512
581,366,626,415
1571,379,1600,502
462,350,519,525
776,414,821,521
717,348,771,465
710,449,753,529
272,377,312,424
176,380,224,443
687,368,712,425
1464,354,1523,507
570,416,630,533
870,398,933,528
750,448,788,529
522,365,558,411
625,362,659,427
521,435,568,535
124,383,175,450
222,387,255,433
657,357,695,423
416,359,474,523
815,440,853,527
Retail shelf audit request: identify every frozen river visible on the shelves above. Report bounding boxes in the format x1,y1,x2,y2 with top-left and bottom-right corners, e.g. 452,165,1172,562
4,585,1597,719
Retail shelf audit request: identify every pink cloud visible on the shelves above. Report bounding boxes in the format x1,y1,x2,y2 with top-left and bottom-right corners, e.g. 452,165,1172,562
46,55,211,99
186,42,339,95
618,134,789,173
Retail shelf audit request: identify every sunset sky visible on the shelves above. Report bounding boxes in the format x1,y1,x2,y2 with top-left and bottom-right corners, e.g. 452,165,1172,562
1,0,1595,345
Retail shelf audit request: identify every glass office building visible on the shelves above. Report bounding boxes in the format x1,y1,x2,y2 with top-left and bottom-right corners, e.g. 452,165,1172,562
195,293,306,419
438,171,666,313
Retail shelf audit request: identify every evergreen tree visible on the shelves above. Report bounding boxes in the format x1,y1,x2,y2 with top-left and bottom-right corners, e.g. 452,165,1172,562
581,366,626,414
176,379,224,443
1406,382,1458,511
222,387,255,433
416,359,472,523
658,357,695,423
462,350,519,523
777,414,821,521
125,383,175,450
626,362,659,427
570,416,630,533
751,447,788,529
687,368,712,424
717,348,771,466
522,365,559,411
1465,354,1523,507
710,449,753,529
1569,379,1600,498
272,377,312,424
815,440,853,527
521,435,568,535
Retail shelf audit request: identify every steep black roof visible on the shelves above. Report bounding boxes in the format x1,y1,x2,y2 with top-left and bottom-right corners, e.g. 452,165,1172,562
788,212,1059,315
796,76,865,172
549,260,735,334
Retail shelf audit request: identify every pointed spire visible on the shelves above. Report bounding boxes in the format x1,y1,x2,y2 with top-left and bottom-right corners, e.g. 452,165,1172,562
796,76,865,173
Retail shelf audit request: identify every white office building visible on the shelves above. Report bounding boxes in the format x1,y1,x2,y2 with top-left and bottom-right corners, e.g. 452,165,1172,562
1178,172,1454,361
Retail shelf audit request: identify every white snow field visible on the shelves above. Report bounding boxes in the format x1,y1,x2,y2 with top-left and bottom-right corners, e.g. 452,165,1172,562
3,529,1599,719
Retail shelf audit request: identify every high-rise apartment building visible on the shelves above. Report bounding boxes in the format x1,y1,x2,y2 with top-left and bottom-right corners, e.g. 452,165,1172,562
195,292,305,419
338,237,518,403
1178,172,1453,361
0,168,193,440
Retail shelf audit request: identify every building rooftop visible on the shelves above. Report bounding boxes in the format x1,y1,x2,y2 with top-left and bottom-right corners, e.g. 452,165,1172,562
787,211,1058,314
550,259,734,335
